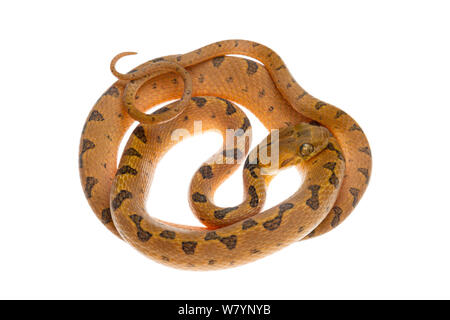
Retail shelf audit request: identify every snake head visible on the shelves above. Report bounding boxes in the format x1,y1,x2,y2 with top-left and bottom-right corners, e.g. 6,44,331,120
256,123,331,174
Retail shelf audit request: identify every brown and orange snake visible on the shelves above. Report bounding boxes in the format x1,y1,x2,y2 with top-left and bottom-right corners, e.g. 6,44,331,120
79,40,371,270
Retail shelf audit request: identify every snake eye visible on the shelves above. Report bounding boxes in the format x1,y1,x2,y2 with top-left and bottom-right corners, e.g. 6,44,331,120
299,143,314,157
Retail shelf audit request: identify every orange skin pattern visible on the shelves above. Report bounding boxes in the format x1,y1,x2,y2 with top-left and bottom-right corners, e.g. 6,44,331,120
79,40,371,270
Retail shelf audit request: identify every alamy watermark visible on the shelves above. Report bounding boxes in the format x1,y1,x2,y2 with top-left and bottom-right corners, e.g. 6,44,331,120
170,120,280,174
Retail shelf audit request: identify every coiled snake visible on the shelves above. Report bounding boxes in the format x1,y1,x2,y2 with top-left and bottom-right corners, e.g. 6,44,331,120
79,40,371,270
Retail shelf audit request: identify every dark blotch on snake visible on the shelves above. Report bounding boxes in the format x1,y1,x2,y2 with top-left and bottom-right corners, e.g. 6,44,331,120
220,235,237,250
129,214,152,242
306,185,321,210
323,162,337,171
323,162,339,188
214,206,239,220
331,206,343,227
123,148,142,158
359,146,372,157
242,219,258,230
116,165,138,176
329,173,339,188
133,126,147,143
191,97,207,107
246,59,258,75
279,203,294,214
182,241,197,255
244,157,259,179
234,117,251,137
129,215,142,224
297,92,307,100
192,192,207,203
137,231,151,242
84,177,98,199
335,110,346,119
152,106,170,114
349,188,360,207
261,203,293,231
248,186,259,208
112,190,133,210
216,97,236,115
263,214,282,231
199,165,213,179
327,143,344,161
349,123,363,132
103,86,119,97
101,208,112,224
205,232,220,241
79,139,95,168
358,168,370,184
89,110,104,121
315,101,327,110
159,230,176,239
226,103,237,115
240,117,250,133
212,56,225,68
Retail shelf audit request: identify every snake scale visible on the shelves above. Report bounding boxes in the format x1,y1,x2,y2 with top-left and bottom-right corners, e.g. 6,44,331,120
79,40,372,270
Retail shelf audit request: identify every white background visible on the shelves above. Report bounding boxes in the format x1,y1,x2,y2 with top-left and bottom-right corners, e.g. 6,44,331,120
1,0,449,299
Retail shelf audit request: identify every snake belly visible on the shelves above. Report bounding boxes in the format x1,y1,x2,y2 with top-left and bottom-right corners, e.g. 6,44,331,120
79,40,372,269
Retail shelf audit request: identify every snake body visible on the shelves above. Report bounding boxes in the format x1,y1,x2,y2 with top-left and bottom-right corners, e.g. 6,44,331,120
79,40,372,270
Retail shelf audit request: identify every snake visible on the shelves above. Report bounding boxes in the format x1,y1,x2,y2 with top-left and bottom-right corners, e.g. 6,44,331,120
79,40,372,270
